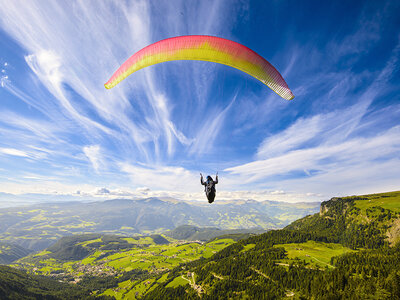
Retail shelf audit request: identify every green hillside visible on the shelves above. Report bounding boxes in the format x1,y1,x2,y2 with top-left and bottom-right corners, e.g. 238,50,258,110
352,191,400,212
0,265,105,299
286,191,400,248
0,242,32,264
143,191,400,299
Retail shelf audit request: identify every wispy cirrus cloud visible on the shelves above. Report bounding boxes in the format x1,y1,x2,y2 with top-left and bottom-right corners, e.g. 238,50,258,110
0,1,398,203
0,147,29,157
225,125,400,201
119,162,197,192
188,92,237,156
0,0,244,165
225,30,400,197
83,145,103,173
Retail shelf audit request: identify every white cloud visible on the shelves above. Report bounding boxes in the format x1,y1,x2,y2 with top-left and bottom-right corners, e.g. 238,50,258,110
0,75,9,87
0,180,98,195
26,50,62,87
83,145,103,172
0,179,322,203
25,51,112,137
96,187,110,195
0,0,244,165
0,147,29,157
120,162,198,192
189,93,237,155
257,115,322,159
225,125,400,196
0,110,59,140
271,190,285,195
136,187,150,193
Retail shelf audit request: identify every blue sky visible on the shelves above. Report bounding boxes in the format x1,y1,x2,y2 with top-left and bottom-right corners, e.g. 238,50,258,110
0,0,399,203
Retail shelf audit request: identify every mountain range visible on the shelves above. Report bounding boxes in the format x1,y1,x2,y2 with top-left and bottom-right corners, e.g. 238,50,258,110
0,197,319,251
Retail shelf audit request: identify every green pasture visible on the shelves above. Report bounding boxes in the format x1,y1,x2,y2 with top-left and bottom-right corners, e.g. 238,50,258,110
166,276,189,288
80,250,104,265
78,238,102,247
64,221,96,229
158,273,169,283
102,279,135,300
102,240,230,271
103,277,158,300
353,191,400,213
275,241,357,268
97,238,234,298
241,243,255,252
33,251,52,257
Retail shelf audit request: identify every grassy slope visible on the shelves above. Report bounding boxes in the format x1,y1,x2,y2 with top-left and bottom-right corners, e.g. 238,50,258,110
100,238,235,299
286,191,400,249
352,191,400,213
274,240,356,268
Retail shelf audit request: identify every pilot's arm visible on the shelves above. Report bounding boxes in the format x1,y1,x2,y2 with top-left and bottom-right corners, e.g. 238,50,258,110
200,173,205,185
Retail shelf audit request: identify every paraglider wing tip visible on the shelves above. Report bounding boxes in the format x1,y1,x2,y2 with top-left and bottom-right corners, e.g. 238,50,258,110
282,90,295,100
104,83,111,89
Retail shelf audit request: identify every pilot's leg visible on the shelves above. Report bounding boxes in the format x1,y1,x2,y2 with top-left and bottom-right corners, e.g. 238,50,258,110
208,192,215,203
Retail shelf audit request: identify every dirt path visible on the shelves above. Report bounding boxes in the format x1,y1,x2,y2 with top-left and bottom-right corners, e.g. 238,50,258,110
286,291,295,297
310,256,333,267
250,267,278,284
211,272,224,280
182,272,204,296
275,261,328,270
181,275,191,284
251,266,296,297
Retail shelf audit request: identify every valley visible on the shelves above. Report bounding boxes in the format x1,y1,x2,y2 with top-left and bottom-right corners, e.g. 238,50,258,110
13,233,237,299
0,191,400,299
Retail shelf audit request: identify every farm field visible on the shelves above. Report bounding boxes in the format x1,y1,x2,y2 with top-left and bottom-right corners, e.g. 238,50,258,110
274,240,357,268
15,234,235,299
100,238,235,299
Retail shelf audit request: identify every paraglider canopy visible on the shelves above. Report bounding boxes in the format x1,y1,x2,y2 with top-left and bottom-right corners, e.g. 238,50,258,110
105,35,294,100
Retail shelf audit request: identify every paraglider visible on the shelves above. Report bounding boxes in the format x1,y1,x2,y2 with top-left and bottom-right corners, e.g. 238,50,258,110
104,35,294,100
200,172,218,204
105,36,295,201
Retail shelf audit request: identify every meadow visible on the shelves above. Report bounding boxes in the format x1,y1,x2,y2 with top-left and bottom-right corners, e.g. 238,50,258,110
274,240,357,269
352,191,400,213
